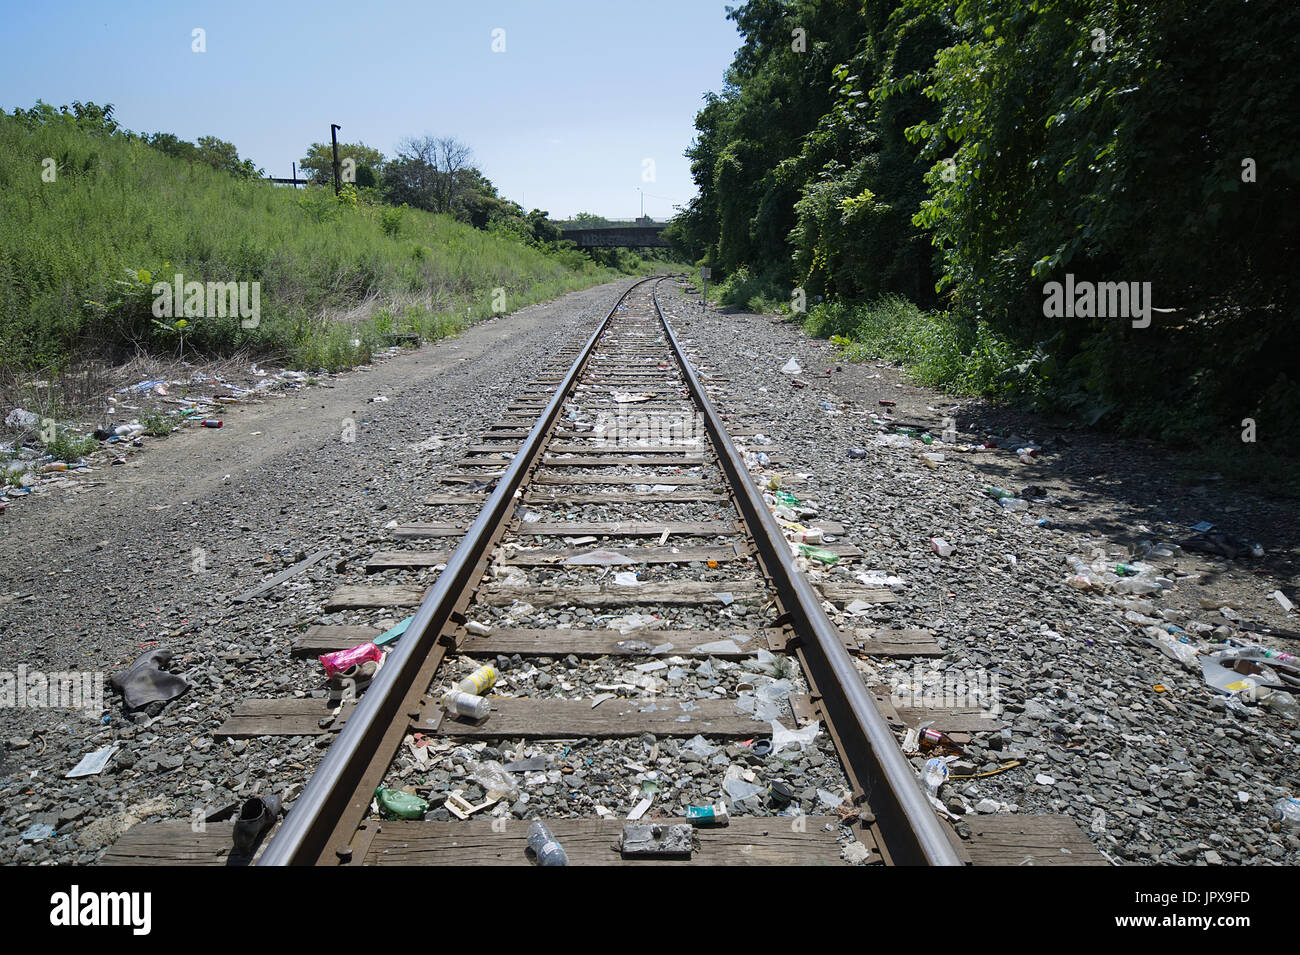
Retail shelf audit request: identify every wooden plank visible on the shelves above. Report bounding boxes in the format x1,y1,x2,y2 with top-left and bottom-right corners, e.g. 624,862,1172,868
420,696,774,738
532,473,706,486
867,688,1002,734
481,579,765,608
102,822,247,866
458,628,774,657
519,521,735,537
891,706,1000,733
523,490,727,505
325,584,428,610
816,583,897,606
438,472,506,483
546,443,705,454
464,443,522,453
503,543,747,566
536,455,709,467
503,542,860,566
392,523,469,539
292,624,383,656
214,697,353,738
850,628,943,657
231,549,332,604
452,457,527,467
423,492,489,505
966,815,1109,866
367,550,454,572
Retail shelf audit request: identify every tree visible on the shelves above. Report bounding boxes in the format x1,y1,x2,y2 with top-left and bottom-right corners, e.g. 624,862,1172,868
381,135,473,214
195,136,261,179
298,141,385,186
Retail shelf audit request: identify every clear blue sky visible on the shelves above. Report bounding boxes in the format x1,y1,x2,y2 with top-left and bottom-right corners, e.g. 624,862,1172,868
0,0,743,219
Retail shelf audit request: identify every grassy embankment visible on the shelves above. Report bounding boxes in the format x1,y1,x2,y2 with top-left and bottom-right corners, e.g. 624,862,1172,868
0,111,633,375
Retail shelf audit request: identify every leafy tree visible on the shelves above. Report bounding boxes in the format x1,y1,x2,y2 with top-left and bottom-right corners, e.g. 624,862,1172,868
298,141,386,186
11,100,122,136
381,136,473,214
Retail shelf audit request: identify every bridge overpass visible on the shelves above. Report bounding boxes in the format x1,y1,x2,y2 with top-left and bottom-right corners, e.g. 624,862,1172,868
558,220,669,248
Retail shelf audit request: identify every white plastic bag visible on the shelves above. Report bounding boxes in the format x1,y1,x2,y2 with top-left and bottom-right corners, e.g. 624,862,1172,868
769,718,820,754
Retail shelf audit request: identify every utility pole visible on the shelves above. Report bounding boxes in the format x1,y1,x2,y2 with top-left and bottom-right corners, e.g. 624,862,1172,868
330,124,342,196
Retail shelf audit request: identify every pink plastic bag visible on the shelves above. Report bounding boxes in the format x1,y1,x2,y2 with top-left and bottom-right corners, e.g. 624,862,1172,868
319,642,382,678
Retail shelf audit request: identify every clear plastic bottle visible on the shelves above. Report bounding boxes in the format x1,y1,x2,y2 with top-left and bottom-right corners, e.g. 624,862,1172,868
442,690,490,720
1274,797,1300,827
528,821,569,866
1259,690,1299,721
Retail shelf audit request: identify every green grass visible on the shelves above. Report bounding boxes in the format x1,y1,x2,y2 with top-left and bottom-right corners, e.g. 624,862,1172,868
802,295,1300,494
0,112,619,372
44,427,98,462
802,296,1034,397
709,265,788,313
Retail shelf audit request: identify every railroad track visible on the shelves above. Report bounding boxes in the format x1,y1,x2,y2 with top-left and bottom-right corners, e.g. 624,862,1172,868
249,275,961,866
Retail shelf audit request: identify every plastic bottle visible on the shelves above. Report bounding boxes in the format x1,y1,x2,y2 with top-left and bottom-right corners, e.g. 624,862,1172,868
527,821,569,866
1259,689,1299,721
1114,575,1161,596
998,497,1028,512
442,689,490,720
798,544,839,565
456,664,498,696
1274,797,1300,827
200,419,223,428
983,486,1014,500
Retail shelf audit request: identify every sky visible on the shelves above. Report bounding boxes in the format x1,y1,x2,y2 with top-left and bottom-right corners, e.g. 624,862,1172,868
0,0,744,219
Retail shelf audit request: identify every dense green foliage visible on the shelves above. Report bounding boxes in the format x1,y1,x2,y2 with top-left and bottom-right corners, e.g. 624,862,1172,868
0,106,619,372
677,1,1300,448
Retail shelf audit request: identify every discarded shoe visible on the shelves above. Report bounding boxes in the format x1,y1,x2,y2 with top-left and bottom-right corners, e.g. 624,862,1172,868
327,660,377,705
232,794,281,856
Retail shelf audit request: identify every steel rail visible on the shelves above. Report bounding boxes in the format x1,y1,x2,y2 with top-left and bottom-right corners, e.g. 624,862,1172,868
651,282,962,866
259,276,659,865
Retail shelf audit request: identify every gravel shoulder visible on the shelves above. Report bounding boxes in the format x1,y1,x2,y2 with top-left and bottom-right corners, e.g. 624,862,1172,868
663,280,1300,866
0,279,639,864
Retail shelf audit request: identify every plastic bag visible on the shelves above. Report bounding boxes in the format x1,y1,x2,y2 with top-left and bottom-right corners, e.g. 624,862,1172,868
684,734,720,758
722,764,764,802
319,642,382,679
769,718,819,754
1146,631,1200,671
781,357,802,375
466,759,519,799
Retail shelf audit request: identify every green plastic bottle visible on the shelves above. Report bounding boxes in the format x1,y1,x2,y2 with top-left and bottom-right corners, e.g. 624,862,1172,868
799,544,839,565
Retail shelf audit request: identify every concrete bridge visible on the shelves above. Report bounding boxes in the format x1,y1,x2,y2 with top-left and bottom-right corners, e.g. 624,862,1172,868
559,221,669,248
